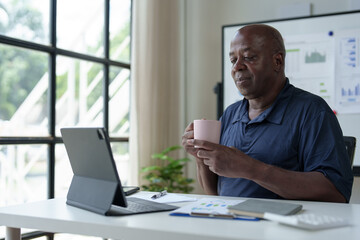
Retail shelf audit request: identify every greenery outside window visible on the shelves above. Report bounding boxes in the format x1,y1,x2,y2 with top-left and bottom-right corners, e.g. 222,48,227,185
0,0,132,239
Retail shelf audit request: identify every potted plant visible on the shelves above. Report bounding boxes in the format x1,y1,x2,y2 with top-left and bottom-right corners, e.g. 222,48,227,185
141,145,194,193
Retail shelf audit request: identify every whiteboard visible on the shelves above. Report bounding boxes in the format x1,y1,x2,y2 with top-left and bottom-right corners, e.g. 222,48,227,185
221,11,360,173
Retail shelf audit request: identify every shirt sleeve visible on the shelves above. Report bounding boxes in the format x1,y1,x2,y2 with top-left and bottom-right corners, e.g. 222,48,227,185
298,109,353,202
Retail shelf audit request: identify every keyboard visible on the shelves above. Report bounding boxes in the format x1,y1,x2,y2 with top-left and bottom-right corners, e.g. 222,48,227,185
126,198,167,212
108,197,178,216
263,212,350,230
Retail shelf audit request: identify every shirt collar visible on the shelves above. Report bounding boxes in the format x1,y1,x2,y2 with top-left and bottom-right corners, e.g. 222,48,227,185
232,78,293,125
232,99,249,124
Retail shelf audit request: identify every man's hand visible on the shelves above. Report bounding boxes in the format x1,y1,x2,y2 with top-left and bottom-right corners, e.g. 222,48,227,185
181,122,199,159
181,122,218,195
191,139,258,179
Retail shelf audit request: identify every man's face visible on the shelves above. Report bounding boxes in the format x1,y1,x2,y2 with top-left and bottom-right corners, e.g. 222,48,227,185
229,29,277,100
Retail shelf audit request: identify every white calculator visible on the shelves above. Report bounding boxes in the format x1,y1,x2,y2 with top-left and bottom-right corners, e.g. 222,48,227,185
263,212,350,230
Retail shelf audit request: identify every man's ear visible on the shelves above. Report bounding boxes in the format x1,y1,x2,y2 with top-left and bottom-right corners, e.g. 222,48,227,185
273,52,284,72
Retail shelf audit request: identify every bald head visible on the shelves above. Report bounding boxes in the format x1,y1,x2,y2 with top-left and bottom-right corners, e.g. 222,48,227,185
229,24,287,101
236,24,286,58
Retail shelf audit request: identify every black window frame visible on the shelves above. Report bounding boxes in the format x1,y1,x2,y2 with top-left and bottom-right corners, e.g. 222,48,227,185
0,0,132,239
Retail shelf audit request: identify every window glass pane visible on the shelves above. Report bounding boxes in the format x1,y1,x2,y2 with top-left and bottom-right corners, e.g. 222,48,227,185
57,0,104,57
0,144,47,207
55,234,101,240
56,56,104,135
55,144,72,198
0,0,49,44
111,142,130,185
110,0,131,63
109,66,130,136
0,44,49,136
0,229,47,239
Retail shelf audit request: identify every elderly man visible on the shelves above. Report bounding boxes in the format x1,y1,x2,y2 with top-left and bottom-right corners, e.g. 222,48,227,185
182,24,353,203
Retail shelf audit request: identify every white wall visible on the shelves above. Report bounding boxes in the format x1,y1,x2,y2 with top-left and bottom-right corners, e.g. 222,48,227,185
184,0,360,203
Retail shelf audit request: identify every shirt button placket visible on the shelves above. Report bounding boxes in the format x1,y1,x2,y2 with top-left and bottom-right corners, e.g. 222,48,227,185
243,124,252,150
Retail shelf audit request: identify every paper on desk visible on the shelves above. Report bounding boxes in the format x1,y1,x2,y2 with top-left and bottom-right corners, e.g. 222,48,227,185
134,192,197,203
170,198,259,221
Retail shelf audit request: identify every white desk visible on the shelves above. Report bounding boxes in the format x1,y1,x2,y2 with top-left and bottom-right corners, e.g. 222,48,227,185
0,194,359,240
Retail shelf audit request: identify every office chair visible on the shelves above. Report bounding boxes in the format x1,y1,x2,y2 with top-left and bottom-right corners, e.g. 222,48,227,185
343,136,356,167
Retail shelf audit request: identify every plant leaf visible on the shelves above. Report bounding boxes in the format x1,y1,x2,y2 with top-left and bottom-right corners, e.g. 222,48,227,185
140,145,193,194
141,166,161,172
160,145,182,155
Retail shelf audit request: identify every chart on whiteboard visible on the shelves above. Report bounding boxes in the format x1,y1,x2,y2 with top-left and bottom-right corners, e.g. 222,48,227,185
284,30,360,114
284,33,335,109
335,30,360,114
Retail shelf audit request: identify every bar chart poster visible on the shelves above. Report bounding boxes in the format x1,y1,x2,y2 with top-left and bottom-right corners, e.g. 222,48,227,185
284,34,335,109
335,30,360,114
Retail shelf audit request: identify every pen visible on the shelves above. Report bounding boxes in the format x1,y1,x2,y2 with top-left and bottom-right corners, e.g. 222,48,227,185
151,190,168,199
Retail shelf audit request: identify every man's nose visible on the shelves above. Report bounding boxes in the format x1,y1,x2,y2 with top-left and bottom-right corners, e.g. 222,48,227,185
233,59,246,71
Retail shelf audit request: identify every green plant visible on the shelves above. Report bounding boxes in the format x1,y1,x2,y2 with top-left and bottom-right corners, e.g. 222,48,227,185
141,145,194,193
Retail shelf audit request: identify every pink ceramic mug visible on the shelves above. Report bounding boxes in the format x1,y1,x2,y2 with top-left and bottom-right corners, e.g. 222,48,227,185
193,119,221,144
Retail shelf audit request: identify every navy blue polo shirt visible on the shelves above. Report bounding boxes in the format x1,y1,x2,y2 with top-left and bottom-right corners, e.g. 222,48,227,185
218,79,353,202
